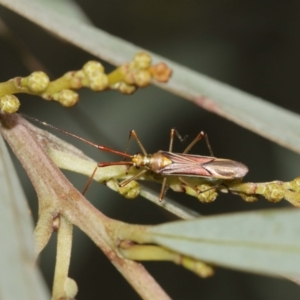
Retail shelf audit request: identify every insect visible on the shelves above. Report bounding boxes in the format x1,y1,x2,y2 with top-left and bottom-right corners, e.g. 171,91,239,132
20,113,248,201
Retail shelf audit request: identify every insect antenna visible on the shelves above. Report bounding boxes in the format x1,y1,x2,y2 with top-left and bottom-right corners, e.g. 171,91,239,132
20,112,138,195
19,112,133,159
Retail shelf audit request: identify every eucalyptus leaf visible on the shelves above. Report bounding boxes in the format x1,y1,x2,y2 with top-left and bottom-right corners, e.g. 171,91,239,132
149,208,300,277
33,0,92,24
0,136,49,299
1,0,300,153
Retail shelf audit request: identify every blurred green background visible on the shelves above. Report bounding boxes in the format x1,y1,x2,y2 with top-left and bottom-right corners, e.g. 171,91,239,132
1,1,300,299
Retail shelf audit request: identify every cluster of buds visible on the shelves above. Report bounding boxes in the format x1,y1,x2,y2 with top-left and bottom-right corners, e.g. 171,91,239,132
109,52,172,94
0,52,172,113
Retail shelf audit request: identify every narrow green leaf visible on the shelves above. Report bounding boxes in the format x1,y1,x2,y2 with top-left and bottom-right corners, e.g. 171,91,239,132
1,0,300,153
0,136,49,299
34,0,92,24
149,208,300,277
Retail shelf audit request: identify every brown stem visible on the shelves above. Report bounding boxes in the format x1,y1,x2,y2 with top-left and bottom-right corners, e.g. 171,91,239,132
0,113,170,300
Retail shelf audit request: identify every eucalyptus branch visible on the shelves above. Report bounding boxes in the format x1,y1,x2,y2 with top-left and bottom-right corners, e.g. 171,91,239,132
0,113,171,300
1,110,300,299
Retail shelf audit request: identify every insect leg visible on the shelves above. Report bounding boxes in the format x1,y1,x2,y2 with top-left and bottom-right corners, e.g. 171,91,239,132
178,177,218,202
170,128,188,150
178,177,199,193
158,128,181,201
82,165,99,195
82,161,133,195
178,177,218,194
183,131,214,156
119,168,148,187
158,177,168,201
126,130,148,156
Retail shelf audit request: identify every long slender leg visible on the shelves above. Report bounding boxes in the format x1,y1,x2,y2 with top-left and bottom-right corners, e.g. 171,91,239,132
158,177,168,201
98,161,133,167
158,128,178,201
119,169,148,187
172,128,188,147
178,177,199,193
183,131,204,154
125,130,148,156
183,131,214,156
168,128,176,152
178,177,217,194
82,165,99,195
159,128,196,201
204,133,214,156
89,130,147,193
82,161,133,195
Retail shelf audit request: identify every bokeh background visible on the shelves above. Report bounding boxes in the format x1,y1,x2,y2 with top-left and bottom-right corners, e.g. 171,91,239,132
1,1,300,299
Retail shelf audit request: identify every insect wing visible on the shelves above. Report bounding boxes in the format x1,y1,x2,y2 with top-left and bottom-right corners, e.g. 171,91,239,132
203,159,248,179
158,151,248,180
157,151,215,177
